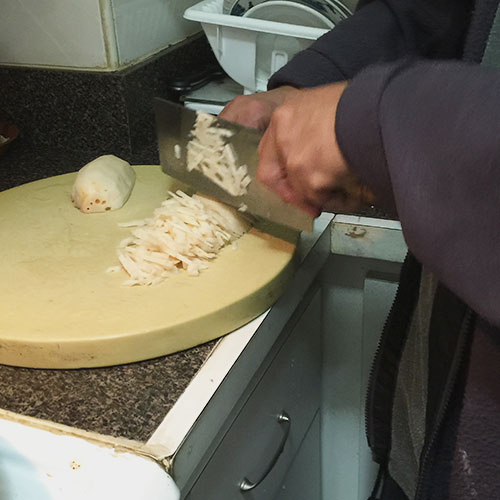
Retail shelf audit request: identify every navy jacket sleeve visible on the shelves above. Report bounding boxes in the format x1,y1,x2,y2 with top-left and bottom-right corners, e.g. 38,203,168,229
268,0,472,89
336,60,500,327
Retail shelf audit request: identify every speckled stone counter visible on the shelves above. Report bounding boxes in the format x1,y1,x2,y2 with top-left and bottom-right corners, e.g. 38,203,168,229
0,33,219,173
0,343,216,442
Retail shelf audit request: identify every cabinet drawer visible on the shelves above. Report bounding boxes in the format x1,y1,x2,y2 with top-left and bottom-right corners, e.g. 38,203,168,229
186,288,321,500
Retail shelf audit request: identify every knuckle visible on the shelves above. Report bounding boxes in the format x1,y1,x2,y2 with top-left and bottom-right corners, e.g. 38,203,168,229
231,95,247,106
273,104,293,123
308,172,329,193
247,99,267,114
231,95,264,113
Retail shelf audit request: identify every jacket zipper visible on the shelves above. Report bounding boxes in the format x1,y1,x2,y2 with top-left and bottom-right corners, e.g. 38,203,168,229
413,308,475,500
365,254,421,461
365,308,394,499
364,288,398,452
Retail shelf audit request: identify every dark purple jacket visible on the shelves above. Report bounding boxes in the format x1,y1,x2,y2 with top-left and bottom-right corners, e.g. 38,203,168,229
269,0,500,498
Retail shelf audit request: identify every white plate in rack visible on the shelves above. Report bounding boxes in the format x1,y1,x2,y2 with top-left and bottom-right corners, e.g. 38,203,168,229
243,0,335,27
226,0,351,24
243,0,334,86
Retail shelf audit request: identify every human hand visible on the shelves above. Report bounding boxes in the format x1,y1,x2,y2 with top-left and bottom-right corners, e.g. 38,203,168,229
256,82,374,216
219,86,297,131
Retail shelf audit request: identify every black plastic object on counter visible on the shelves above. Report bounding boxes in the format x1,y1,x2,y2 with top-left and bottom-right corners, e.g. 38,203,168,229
165,62,227,102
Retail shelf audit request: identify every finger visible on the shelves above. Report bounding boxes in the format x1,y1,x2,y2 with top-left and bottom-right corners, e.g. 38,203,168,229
218,100,236,121
258,120,321,216
257,144,320,217
280,172,323,216
219,97,271,131
256,128,295,203
280,158,326,213
291,198,322,218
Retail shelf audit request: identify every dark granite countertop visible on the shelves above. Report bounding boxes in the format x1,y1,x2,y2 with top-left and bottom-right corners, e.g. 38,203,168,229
0,140,216,443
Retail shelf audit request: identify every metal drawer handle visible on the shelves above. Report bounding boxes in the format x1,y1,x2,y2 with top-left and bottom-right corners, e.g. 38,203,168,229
239,411,291,492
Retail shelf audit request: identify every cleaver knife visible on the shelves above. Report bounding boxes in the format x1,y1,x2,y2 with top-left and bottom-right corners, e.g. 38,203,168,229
154,98,314,232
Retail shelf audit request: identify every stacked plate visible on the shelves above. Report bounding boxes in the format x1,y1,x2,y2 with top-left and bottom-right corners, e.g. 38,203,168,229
223,0,351,26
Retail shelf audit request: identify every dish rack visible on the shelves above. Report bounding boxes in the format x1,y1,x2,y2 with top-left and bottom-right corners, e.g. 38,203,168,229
184,0,350,93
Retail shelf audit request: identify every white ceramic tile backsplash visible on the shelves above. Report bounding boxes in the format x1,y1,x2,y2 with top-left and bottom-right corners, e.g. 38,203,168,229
0,0,108,69
111,0,201,66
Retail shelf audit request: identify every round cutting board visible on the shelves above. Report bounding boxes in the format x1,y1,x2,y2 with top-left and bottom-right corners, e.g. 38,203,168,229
0,166,297,369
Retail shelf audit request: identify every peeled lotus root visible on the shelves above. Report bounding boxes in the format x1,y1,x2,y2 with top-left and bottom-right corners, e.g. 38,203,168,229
72,155,136,213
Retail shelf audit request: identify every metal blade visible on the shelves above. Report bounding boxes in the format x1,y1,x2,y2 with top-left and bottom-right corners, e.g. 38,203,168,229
154,98,314,232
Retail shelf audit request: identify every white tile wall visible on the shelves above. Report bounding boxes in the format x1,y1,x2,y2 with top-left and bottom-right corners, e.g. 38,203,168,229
110,0,201,66
0,0,108,69
0,0,356,71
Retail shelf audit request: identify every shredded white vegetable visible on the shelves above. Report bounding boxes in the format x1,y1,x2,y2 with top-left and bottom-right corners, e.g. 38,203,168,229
110,190,251,286
186,112,252,196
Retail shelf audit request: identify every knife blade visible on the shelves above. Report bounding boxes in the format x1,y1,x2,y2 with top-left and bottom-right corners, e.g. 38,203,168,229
154,98,314,232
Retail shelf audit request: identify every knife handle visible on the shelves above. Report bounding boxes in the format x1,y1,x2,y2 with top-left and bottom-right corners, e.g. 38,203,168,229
348,184,376,206
329,182,375,209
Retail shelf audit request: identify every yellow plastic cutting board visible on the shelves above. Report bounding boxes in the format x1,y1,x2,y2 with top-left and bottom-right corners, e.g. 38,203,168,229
0,166,297,369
